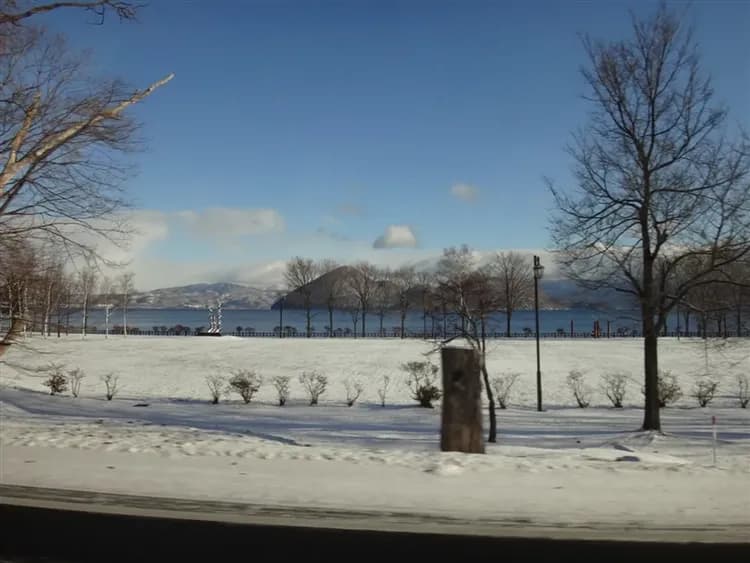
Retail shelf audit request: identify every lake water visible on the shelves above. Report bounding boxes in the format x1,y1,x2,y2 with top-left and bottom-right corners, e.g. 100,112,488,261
72,307,691,336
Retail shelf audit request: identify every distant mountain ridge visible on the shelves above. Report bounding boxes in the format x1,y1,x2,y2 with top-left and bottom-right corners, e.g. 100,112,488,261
131,282,278,310
128,275,637,312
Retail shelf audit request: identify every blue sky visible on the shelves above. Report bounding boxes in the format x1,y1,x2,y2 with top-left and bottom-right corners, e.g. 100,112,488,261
45,1,749,289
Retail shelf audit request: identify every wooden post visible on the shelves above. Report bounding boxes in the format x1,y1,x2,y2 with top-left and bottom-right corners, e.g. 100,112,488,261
440,347,484,454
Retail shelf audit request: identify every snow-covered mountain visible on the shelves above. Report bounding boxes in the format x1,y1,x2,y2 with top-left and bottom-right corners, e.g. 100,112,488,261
131,283,278,310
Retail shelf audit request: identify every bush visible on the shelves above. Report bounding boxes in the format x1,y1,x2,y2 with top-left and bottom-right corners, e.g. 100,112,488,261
601,372,628,408
68,368,85,398
736,374,749,408
641,371,683,407
229,370,262,404
402,361,441,408
566,370,590,408
692,378,719,408
491,372,520,409
101,373,119,401
299,371,327,405
376,375,391,407
43,364,67,395
272,375,291,406
343,378,364,407
656,371,682,407
205,375,226,405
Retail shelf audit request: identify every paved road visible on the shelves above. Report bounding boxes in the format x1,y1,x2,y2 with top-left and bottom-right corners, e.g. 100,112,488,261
1,485,748,562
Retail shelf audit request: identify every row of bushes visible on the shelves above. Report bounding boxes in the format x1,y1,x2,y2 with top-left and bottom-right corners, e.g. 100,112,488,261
43,366,119,400
563,371,748,409
492,371,749,410
42,362,749,410
205,361,443,408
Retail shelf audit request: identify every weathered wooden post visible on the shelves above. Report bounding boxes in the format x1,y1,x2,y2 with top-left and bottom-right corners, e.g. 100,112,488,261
440,346,484,454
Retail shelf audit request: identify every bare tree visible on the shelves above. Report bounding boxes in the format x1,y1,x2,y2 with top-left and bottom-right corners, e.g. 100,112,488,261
345,262,377,337
488,252,533,337
341,291,360,338
118,271,134,336
548,6,750,431
98,275,115,338
318,259,342,337
77,262,97,338
284,257,320,338
436,245,501,442
372,267,393,336
0,1,171,347
415,270,432,337
392,266,416,338
0,1,139,25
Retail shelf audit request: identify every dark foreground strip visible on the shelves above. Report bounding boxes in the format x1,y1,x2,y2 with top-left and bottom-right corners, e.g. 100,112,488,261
1,502,748,563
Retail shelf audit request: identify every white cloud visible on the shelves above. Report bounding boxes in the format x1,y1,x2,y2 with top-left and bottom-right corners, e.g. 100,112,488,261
176,207,285,238
450,183,479,202
373,225,418,249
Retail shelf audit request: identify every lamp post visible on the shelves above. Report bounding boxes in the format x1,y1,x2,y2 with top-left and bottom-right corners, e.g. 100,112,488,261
533,255,545,412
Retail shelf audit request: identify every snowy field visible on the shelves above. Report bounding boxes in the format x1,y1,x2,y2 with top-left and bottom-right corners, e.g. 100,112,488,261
1,336,749,539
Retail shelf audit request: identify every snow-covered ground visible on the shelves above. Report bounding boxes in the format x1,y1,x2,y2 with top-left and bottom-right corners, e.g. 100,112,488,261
1,336,749,539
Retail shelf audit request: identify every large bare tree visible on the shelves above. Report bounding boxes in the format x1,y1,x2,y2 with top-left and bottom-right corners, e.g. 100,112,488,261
489,251,534,337
436,245,501,443
118,271,134,336
549,6,750,431
392,265,416,338
284,256,320,337
76,261,97,338
0,1,172,350
345,261,377,337
318,258,342,337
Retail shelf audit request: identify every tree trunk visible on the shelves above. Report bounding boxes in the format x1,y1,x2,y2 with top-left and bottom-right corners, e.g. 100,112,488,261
400,310,405,339
361,311,366,338
82,294,88,339
0,316,23,359
328,306,334,337
506,308,511,338
480,318,497,442
641,309,661,431
440,347,484,453
306,305,311,338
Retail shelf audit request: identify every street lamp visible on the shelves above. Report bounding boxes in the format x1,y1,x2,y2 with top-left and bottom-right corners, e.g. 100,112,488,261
533,255,545,412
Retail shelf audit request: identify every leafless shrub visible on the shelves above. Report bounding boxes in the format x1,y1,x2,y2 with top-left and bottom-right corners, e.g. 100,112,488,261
402,361,441,408
653,371,682,407
376,375,391,407
68,368,85,398
205,375,226,405
272,375,291,406
229,370,262,404
299,371,327,405
692,378,720,408
101,373,119,401
43,364,67,395
491,372,520,409
736,374,748,408
566,370,590,408
601,372,628,408
343,378,364,407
